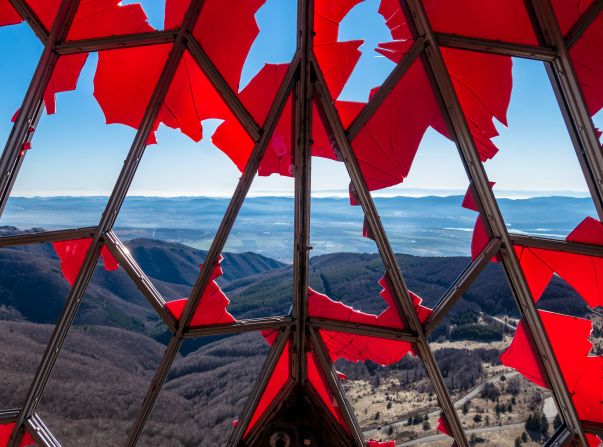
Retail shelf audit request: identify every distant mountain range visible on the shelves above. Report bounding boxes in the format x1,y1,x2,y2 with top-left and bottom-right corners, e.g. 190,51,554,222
0,227,593,446
1,195,596,261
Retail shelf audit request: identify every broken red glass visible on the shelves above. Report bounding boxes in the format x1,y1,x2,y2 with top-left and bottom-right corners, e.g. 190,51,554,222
244,342,291,437
515,217,603,307
306,350,348,430
309,279,431,365
0,1,21,26
165,257,236,327
569,12,603,121
94,44,172,140
551,0,595,35
52,238,118,286
501,310,602,424
423,0,538,45
314,0,363,100
190,0,264,94
0,423,35,447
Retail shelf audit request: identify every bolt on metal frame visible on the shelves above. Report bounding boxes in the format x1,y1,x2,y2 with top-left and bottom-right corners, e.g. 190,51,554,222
0,0,600,445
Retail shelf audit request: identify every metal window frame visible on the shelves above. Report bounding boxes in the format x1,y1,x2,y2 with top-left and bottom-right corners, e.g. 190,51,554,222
0,0,600,446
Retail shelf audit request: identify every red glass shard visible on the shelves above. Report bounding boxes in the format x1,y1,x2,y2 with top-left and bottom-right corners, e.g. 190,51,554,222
94,44,172,137
25,0,60,29
214,86,336,177
441,48,512,162
375,0,414,63
0,423,36,446
67,0,153,40
306,350,348,430
461,182,495,212
367,440,395,447
550,0,596,35
244,342,290,437
52,238,118,286
43,54,87,115
423,0,538,45
437,415,452,437
501,310,601,423
309,280,431,365
350,61,443,191
165,258,236,327
515,217,603,307
569,12,603,119
0,0,21,26
587,434,603,447
314,0,363,99
159,50,235,142
191,0,264,93
514,245,554,301
500,317,550,388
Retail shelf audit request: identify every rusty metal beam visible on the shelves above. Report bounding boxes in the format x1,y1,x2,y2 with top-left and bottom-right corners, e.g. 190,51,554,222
102,231,176,331
565,0,603,48
0,0,78,224
226,328,291,447
525,0,603,222
185,35,261,143
309,328,364,447
8,0,48,42
123,54,300,447
184,316,292,338
309,318,418,342
347,37,426,140
404,0,587,444
511,233,603,257
0,227,97,247
312,50,470,447
434,33,557,61
425,237,502,334
291,0,314,385
7,2,208,446
26,414,62,447
55,30,178,55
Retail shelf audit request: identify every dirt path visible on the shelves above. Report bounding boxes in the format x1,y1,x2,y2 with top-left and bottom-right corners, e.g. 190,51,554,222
364,371,519,438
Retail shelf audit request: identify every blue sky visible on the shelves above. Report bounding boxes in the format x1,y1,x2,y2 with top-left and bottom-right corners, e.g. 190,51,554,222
0,0,600,198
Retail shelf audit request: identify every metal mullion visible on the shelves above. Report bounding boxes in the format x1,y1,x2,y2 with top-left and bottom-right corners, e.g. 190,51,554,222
425,237,502,334
8,3,207,446
102,231,176,331
184,316,292,338
0,226,97,247
185,35,261,142
544,424,574,447
26,414,62,447
309,328,364,447
2,1,82,443
312,57,469,447
55,30,178,55
565,0,603,48
346,37,426,140
0,0,80,223
291,0,314,385
226,327,291,447
525,0,603,221
403,0,587,444
8,0,48,42
434,33,557,61
582,421,603,437
123,57,299,446
511,233,603,257
309,318,418,342
0,409,19,423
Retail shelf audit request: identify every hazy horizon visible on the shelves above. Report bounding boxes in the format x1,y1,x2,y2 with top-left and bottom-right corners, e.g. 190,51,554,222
5,188,593,200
